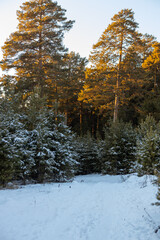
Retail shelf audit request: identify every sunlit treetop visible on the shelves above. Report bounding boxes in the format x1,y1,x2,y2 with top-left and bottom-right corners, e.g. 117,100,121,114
1,0,75,98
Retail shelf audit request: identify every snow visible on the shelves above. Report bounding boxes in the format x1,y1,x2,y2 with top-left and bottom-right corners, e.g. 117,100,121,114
0,174,159,240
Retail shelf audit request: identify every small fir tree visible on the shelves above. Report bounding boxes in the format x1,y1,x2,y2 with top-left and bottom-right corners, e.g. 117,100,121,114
0,99,23,186
13,128,35,183
74,133,100,175
102,121,136,175
30,110,78,182
136,115,160,175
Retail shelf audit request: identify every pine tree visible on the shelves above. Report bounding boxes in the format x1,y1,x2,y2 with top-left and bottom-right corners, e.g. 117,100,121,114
58,52,87,127
1,0,74,101
30,110,77,182
142,43,160,91
140,34,156,61
102,121,136,175
0,99,23,186
0,122,14,187
24,90,78,183
0,87,78,185
136,115,160,175
74,133,100,175
13,128,35,184
79,9,139,122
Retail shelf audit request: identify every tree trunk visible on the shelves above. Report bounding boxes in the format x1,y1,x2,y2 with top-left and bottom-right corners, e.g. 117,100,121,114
80,102,83,135
113,65,121,123
38,0,43,97
154,68,158,91
55,85,59,123
113,33,123,122
113,92,119,123
64,100,68,125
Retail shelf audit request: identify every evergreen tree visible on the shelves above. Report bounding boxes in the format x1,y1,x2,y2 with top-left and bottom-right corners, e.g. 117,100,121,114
30,110,77,182
0,87,78,185
13,128,35,184
58,52,87,127
140,34,156,61
0,117,14,187
102,121,136,175
74,133,101,175
1,0,74,101
117,34,155,123
140,92,160,121
136,115,160,175
79,9,139,122
142,43,160,91
0,99,23,186
24,90,78,183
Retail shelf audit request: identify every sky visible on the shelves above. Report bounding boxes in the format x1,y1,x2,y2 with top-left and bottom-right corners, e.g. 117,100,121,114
0,0,160,66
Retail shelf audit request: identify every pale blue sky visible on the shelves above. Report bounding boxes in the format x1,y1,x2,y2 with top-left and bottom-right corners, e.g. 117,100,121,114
0,0,160,62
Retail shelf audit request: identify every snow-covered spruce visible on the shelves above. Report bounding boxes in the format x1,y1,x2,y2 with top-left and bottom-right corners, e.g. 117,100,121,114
0,96,78,185
102,121,137,175
74,133,101,175
136,115,160,175
0,99,25,186
29,110,78,183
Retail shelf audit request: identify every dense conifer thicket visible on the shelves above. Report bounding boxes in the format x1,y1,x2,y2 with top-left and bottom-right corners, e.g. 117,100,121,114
0,91,78,186
0,1,160,196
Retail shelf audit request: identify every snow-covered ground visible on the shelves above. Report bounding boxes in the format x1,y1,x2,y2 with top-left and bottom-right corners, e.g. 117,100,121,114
0,174,159,240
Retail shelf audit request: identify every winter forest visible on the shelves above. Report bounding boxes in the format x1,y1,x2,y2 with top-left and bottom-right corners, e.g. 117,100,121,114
0,0,160,199
1,0,160,239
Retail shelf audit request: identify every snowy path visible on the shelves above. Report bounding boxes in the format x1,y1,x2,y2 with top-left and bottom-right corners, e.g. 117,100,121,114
0,174,159,240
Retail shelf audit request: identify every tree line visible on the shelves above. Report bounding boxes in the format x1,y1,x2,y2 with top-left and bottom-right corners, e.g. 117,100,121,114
1,0,160,198
1,1,160,136
0,95,160,188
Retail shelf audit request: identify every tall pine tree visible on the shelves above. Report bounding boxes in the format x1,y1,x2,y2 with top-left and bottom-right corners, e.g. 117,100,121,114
1,0,74,101
79,9,139,122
